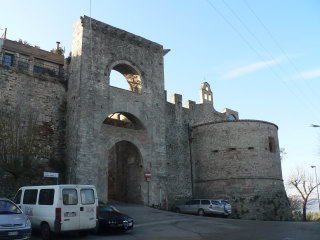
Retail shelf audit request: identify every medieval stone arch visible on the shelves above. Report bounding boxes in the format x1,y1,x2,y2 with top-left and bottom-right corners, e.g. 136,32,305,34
99,111,148,204
107,60,143,93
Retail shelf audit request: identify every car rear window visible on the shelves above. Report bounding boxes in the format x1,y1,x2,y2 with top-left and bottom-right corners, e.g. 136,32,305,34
23,189,38,204
39,189,55,205
81,189,95,205
212,200,220,205
63,189,78,205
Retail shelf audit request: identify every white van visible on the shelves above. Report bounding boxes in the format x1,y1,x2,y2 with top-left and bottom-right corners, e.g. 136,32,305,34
13,184,98,239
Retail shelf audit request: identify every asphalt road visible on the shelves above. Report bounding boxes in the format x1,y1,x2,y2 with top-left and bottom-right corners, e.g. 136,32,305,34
31,202,320,240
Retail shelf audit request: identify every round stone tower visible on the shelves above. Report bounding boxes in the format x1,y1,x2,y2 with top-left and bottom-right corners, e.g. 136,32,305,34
191,120,291,220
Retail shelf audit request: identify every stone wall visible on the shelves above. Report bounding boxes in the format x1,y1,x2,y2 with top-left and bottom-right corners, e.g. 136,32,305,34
0,64,66,197
165,99,192,207
164,92,229,209
191,120,291,220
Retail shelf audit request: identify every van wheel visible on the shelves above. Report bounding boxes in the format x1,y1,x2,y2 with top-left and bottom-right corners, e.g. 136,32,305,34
175,207,180,213
41,223,51,240
198,209,205,216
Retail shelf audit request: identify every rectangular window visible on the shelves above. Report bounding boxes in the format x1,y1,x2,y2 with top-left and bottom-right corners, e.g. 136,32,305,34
81,189,95,205
13,190,22,204
33,65,45,74
268,137,276,153
3,53,13,66
23,189,38,204
39,189,55,205
201,200,210,205
63,189,78,205
190,200,200,205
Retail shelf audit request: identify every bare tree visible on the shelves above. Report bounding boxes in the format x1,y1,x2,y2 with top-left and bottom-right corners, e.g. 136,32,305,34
0,107,39,178
280,147,286,161
286,168,319,221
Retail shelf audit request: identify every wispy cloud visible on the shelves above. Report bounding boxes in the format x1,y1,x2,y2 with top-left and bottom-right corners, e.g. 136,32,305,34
291,68,320,80
221,56,285,80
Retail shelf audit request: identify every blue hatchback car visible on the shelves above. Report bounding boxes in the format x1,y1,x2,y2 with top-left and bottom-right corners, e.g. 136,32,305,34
0,198,32,240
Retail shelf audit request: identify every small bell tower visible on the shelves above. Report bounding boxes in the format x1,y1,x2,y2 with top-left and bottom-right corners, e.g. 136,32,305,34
200,82,213,105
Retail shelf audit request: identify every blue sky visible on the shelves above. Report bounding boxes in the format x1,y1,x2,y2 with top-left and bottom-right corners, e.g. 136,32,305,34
1,0,320,183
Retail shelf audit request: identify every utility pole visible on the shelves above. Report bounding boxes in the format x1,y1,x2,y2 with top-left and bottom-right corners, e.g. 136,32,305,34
311,166,320,212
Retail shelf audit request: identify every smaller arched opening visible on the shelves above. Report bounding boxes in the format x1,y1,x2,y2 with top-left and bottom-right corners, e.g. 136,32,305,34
103,112,145,130
109,62,142,93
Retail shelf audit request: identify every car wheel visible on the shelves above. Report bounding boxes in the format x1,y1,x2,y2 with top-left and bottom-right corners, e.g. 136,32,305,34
119,228,128,233
93,225,100,235
198,209,205,216
175,207,180,213
41,223,51,240
79,230,88,237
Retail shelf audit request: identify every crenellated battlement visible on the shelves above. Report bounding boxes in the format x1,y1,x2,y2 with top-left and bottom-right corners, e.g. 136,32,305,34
166,82,238,123
170,93,182,106
167,82,214,109
185,100,196,110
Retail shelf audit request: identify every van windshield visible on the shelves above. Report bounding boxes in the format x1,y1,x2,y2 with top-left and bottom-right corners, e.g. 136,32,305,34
0,200,21,214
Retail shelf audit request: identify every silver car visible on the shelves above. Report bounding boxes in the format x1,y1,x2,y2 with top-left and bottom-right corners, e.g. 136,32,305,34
0,198,32,240
175,199,232,216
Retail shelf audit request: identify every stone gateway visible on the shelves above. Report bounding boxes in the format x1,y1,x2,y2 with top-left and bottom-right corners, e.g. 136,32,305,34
0,16,291,220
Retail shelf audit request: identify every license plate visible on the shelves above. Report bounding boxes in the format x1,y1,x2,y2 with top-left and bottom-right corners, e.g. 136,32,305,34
64,212,76,217
8,231,18,236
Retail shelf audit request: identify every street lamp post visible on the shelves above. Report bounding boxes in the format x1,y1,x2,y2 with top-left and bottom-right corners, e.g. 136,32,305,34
311,166,320,212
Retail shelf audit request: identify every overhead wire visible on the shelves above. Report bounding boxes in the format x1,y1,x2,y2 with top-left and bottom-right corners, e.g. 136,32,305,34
243,0,320,107
222,0,319,111
205,0,320,121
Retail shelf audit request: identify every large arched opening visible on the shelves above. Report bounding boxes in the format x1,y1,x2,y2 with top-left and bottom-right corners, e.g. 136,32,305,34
109,61,142,93
107,141,144,204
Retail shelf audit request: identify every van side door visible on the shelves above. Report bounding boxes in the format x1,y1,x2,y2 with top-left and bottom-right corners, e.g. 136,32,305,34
61,188,80,231
37,189,55,230
22,189,38,224
79,188,96,230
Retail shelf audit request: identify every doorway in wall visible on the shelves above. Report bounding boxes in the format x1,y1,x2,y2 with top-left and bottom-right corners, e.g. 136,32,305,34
108,141,143,204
